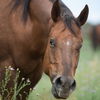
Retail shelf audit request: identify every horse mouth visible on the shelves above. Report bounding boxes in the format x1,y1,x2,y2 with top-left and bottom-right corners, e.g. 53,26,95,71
51,86,70,99
51,76,76,99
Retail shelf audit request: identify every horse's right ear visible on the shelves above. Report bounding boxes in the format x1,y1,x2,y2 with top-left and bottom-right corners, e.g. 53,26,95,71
76,5,89,26
51,0,60,22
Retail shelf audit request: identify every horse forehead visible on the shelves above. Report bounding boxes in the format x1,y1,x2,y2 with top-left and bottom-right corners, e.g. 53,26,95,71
51,20,75,37
51,21,81,39
52,20,65,32
63,39,73,46
66,41,71,46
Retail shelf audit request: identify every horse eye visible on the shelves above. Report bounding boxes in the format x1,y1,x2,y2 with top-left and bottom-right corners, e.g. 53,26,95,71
50,39,55,48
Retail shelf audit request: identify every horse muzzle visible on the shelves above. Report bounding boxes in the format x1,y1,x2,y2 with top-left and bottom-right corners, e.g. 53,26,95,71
51,75,76,99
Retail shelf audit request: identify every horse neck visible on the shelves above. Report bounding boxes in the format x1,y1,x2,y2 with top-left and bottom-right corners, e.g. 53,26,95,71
27,0,53,50
11,0,53,51
29,0,52,24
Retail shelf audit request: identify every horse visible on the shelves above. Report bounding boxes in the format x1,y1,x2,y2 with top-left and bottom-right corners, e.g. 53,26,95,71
90,24,100,50
0,0,89,99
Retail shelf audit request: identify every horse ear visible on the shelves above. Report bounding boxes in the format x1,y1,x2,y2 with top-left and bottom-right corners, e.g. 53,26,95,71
51,0,60,22
77,5,89,26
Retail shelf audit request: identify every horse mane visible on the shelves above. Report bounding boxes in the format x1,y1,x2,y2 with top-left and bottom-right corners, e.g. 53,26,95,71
12,0,31,21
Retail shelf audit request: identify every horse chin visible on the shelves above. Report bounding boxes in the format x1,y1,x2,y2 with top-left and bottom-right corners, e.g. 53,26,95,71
51,85,70,99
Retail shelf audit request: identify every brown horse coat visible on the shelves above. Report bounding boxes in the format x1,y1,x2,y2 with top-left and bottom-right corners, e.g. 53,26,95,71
0,0,53,99
0,0,89,99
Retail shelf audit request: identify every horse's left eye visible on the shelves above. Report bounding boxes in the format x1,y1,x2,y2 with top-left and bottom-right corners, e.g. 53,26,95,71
50,39,55,48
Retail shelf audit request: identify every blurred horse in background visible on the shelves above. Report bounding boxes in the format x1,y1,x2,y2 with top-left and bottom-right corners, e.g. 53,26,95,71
0,0,89,99
90,24,100,50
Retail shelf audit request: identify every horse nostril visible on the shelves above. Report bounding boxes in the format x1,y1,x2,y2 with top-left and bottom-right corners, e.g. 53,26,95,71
54,76,66,88
54,76,76,90
55,77,62,87
70,80,76,90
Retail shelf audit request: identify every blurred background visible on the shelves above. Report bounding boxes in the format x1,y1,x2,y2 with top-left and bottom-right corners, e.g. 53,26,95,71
28,0,100,100
63,0,100,24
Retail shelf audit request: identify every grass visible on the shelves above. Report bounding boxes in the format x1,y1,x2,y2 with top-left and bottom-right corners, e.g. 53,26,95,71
28,38,100,100
0,68,31,100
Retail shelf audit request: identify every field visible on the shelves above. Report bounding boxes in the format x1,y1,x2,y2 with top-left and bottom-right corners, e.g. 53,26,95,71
28,37,100,100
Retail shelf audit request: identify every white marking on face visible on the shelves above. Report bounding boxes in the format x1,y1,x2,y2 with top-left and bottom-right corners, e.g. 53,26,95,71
66,41,70,46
